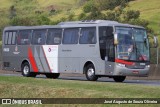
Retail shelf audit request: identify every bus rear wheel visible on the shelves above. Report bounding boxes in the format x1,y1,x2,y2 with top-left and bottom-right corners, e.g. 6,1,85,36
113,76,126,82
45,73,60,79
85,64,98,81
22,62,36,77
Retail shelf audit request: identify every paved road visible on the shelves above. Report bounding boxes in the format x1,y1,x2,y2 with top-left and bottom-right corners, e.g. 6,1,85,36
0,73,160,86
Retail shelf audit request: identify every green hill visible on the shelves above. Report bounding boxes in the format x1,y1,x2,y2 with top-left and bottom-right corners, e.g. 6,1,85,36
0,0,160,37
128,0,160,35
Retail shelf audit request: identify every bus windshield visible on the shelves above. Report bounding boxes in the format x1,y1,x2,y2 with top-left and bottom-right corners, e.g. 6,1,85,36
116,27,149,62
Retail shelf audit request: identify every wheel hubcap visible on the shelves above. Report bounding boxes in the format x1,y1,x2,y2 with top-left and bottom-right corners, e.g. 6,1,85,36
87,68,94,77
23,65,29,75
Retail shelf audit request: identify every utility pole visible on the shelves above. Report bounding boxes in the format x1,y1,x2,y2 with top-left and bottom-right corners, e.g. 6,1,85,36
157,46,159,66
157,23,160,66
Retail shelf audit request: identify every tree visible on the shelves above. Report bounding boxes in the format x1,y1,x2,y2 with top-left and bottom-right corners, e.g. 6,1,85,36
67,13,75,21
76,0,89,6
83,0,95,13
10,15,51,26
78,12,87,20
123,10,140,21
9,5,16,19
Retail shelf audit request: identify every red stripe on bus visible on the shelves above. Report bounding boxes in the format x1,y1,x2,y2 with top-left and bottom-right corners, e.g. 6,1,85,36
115,59,134,65
28,47,38,72
41,46,52,73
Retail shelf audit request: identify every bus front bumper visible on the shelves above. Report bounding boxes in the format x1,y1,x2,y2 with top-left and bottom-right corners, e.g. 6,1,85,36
113,64,150,77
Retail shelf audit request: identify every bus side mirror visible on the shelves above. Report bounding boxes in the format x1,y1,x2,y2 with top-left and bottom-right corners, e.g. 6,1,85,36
114,33,118,45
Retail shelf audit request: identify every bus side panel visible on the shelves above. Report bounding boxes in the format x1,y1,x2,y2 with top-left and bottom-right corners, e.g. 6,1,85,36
77,44,105,75
105,61,116,75
59,57,80,73
57,44,106,75
17,45,49,73
42,45,59,73
2,45,20,71
27,45,53,73
58,45,80,73
79,57,105,75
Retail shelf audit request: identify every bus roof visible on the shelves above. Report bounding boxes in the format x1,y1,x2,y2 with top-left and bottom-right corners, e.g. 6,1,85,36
4,20,144,31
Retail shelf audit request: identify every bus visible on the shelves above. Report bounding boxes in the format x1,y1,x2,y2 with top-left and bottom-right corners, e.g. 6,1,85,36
2,20,158,82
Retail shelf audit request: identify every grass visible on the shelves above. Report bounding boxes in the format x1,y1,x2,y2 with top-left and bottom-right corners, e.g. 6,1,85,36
37,0,77,10
0,0,12,9
0,76,160,107
128,0,160,34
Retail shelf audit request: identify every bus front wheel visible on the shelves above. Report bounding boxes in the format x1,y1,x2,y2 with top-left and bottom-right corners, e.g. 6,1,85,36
85,64,98,81
113,76,126,82
45,73,60,79
22,62,36,77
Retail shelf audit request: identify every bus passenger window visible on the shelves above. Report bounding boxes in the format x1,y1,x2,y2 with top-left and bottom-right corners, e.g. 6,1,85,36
79,27,96,44
5,32,9,45
47,29,62,45
8,32,12,45
32,30,46,45
4,31,17,45
12,32,16,45
18,30,31,45
62,28,79,44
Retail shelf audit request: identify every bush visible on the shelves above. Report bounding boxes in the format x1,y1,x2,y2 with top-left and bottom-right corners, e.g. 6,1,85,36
105,11,120,21
97,0,129,11
10,15,51,26
67,13,75,21
123,10,140,21
83,0,94,13
78,12,87,20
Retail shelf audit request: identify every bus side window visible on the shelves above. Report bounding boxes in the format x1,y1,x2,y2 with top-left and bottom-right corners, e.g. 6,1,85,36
32,30,46,45
12,32,17,45
4,32,9,45
18,30,31,45
47,29,62,45
79,27,96,44
4,31,17,45
8,32,12,45
62,28,79,44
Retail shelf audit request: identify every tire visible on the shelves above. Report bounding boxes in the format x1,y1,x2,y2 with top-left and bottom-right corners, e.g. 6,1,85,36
113,76,126,82
85,64,98,81
45,73,60,79
22,62,36,77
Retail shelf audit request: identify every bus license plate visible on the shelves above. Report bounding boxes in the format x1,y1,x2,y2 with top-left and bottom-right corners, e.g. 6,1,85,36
140,63,145,66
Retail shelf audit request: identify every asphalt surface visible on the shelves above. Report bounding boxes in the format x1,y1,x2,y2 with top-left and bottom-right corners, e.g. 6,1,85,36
0,73,160,86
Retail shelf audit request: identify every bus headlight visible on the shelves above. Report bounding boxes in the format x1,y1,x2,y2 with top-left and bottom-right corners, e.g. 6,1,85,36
117,63,125,67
